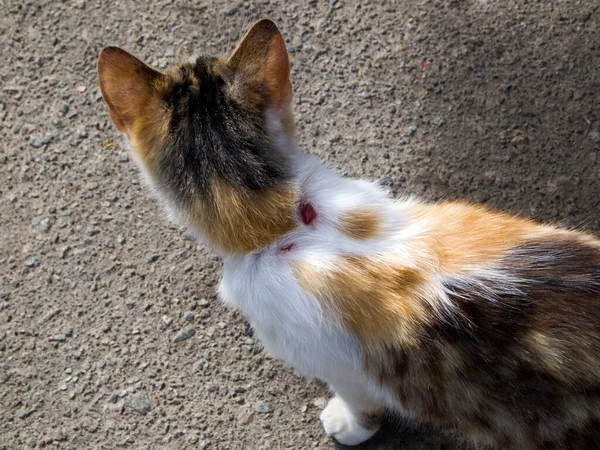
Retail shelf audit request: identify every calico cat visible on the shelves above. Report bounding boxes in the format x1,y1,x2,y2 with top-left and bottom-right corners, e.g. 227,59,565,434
98,19,600,449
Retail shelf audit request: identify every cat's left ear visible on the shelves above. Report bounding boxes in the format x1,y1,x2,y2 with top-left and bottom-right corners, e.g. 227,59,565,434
97,47,167,133
228,19,292,114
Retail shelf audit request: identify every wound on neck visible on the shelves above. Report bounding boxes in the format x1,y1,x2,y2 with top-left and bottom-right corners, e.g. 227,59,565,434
300,202,317,225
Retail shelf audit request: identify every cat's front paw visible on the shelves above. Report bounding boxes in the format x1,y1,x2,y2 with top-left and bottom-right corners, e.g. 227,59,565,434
320,396,379,446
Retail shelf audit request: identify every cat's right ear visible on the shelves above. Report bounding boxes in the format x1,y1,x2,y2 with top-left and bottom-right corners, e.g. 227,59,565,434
97,47,166,133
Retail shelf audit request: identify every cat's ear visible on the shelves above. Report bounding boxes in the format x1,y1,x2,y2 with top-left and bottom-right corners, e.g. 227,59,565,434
228,19,292,113
97,47,166,133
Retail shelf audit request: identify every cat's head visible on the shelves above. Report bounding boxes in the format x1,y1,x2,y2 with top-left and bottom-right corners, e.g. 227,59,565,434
98,19,298,255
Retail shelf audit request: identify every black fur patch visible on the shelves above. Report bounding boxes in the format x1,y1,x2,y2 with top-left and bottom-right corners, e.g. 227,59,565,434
435,238,600,445
368,237,600,448
156,57,291,204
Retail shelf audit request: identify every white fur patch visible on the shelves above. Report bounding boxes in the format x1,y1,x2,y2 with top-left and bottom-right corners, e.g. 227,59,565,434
320,396,379,446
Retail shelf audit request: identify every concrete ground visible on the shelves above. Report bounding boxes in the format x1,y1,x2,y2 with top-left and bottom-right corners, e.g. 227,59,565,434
1,0,598,449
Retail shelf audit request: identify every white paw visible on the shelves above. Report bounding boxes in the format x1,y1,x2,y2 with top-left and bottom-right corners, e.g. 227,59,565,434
319,396,378,446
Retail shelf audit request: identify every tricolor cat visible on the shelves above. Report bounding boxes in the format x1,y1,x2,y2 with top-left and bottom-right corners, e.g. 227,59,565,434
98,19,600,449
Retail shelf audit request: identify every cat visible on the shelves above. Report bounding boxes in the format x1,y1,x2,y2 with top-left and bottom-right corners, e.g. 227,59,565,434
97,19,600,450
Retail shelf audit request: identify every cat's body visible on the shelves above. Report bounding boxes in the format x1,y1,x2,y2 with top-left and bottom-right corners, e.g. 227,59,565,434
98,20,600,449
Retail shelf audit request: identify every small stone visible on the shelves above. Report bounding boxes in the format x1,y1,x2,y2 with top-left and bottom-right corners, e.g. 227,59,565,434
17,408,36,419
58,104,70,115
255,402,272,414
109,393,118,403
30,136,52,148
200,440,211,450
25,258,41,268
579,12,591,22
117,235,126,245
174,327,196,343
155,381,166,390
217,322,227,329
240,411,254,424
59,383,68,391
244,338,255,346
313,397,327,409
224,5,239,15
78,130,89,139
431,117,444,127
319,20,329,28
147,254,159,263
39,218,51,232
199,299,210,308
12,119,23,134
60,246,71,258
590,131,600,144
403,125,417,137
286,45,296,54
165,47,175,57
50,334,67,342
309,125,320,137
233,386,247,394
126,392,151,414
328,134,342,143
183,312,194,321
358,91,372,99
86,227,99,236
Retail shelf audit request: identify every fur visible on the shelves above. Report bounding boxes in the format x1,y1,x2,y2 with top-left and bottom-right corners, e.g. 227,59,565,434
98,19,600,449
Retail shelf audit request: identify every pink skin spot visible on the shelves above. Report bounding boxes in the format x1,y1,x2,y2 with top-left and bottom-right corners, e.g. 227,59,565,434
280,243,295,252
279,202,316,254
300,202,317,225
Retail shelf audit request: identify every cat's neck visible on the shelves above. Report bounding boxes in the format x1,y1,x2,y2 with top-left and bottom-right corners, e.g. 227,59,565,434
211,151,396,258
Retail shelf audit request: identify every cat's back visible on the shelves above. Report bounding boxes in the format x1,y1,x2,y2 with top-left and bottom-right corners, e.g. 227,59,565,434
384,201,600,449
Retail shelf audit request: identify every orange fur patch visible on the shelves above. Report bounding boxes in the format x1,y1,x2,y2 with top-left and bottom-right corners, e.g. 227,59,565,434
127,80,171,168
188,179,297,254
404,202,562,273
336,209,382,241
293,256,432,351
